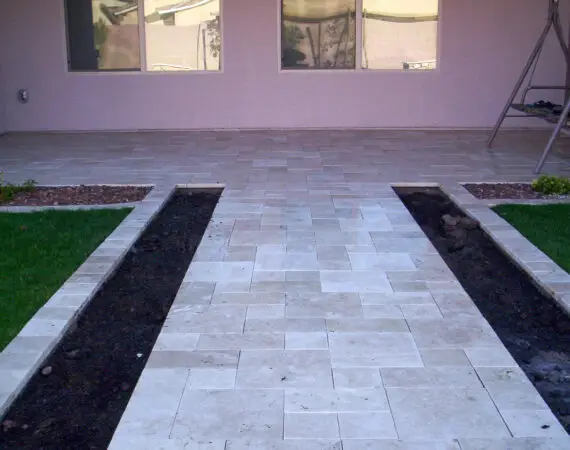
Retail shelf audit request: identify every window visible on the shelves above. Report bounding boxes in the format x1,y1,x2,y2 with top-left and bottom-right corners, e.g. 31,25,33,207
144,0,221,71
362,1,438,70
282,0,356,69
64,0,222,72
281,0,439,71
65,0,141,71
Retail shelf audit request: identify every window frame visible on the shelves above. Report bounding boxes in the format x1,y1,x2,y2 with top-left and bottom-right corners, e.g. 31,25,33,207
278,0,442,73
63,0,225,74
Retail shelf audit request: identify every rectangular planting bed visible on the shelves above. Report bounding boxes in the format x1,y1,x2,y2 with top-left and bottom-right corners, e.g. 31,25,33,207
0,188,221,449
395,186,570,433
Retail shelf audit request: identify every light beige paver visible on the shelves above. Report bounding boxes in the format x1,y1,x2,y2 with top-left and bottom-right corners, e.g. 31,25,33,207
1,130,570,447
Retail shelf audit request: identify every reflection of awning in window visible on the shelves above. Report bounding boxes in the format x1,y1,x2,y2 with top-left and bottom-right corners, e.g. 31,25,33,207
108,0,215,17
283,0,439,23
156,0,214,15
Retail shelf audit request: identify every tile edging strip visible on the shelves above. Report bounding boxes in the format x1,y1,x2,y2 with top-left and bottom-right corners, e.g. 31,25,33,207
441,183,570,316
0,202,143,213
0,185,174,419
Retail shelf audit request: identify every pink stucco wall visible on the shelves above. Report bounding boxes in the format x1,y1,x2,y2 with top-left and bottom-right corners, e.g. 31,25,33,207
0,0,567,131
0,65,5,134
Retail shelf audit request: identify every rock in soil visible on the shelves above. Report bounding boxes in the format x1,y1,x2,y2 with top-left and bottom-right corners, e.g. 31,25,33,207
441,214,460,227
40,366,52,376
64,348,90,360
459,216,479,230
1,421,18,433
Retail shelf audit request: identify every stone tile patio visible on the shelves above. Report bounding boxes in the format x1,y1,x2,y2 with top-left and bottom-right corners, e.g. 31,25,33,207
2,130,570,449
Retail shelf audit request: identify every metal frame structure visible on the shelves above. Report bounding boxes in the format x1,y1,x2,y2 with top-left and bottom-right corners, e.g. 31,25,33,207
487,0,570,174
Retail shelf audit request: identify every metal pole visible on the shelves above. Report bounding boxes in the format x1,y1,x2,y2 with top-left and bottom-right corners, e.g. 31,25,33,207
317,22,322,66
534,96,570,173
487,18,553,147
552,15,570,65
566,5,570,104
202,28,208,70
306,27,318,66
534,0,570,172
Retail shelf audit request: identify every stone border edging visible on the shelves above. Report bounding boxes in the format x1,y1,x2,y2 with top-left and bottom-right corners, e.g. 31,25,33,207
0,203,142,213
441,183,570,315
0,185,174,419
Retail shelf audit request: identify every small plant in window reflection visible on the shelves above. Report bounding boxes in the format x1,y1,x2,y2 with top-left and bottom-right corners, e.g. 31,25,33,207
207,15,221,59
282,24,305,50
94,19,109,54
281,24,307,67
321,14,355,69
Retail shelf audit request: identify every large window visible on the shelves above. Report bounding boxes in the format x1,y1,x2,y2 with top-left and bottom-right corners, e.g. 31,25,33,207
281,0,439,71
65,0,222,72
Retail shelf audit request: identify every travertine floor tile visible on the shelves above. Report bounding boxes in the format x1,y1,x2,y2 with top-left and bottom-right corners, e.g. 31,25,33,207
16,130,566,447
226,440,342,449
171,390,283,439
387,387,510,439
408,317,501,348
285,388,389,412
285,332,329,349
197,333,284,350
459,437,570,450
332,368,383,388
381,367,481,388
338,411,398,439
187,368,237,389
286,292,363,318
284,413,340,439
500,409,567,438
320,271,393,293
342,441,460,450
236,350,333,388
329,332,423,368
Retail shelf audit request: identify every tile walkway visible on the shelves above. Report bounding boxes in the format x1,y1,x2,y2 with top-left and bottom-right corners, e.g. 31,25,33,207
1,130,570,449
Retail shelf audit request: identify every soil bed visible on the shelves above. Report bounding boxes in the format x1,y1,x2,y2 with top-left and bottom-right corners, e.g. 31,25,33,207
396,186,570,432
463,182,568,200
1,185,152,206
0,189,221,449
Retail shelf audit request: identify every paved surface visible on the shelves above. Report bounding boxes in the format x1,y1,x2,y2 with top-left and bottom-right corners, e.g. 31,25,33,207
2,130,570,449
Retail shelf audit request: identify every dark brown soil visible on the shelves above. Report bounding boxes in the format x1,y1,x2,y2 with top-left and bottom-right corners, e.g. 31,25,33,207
396,187,570,433
1,185,152,206
463,183,567,200
0,189,221,449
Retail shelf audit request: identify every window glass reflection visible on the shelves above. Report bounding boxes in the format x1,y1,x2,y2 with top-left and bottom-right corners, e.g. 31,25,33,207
65,0,141,71
362,0,438,70
144,0,221,71
282,0,356,70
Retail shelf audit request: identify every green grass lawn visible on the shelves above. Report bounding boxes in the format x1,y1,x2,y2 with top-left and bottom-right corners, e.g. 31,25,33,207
493,204,570,273
0,209,132,350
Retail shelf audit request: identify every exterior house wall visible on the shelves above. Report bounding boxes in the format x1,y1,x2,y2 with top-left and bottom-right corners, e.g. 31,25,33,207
0,66,5,135
0,0,567,132
0,9,5,135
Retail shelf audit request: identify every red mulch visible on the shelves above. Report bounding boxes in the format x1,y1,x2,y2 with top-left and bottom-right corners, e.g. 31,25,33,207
463,183,565,200
1,185,152,206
